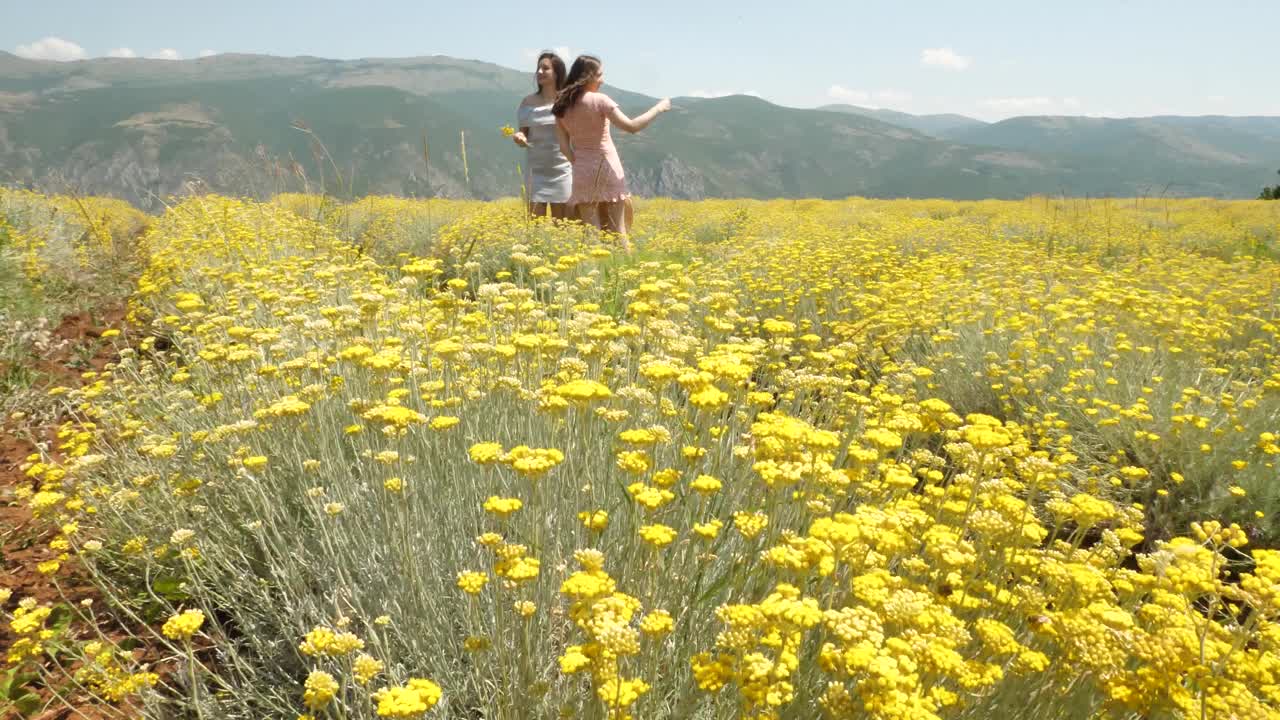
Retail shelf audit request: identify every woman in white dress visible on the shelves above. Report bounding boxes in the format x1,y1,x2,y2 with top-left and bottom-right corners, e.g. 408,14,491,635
511,52,572,219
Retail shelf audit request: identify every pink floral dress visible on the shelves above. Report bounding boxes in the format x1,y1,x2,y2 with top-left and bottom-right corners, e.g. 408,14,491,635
558,92,629,204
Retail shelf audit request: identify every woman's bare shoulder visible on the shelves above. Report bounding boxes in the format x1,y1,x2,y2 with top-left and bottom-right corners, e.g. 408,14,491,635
518,93,542,107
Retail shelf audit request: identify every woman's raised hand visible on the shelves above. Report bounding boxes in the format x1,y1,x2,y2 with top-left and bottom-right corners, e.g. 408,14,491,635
655,98,672,113
512,131,529,148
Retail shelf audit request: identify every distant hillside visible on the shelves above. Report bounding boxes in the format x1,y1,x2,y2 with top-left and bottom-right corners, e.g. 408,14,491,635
819,104,987,138
0,51,1277,207
945,115,1280,197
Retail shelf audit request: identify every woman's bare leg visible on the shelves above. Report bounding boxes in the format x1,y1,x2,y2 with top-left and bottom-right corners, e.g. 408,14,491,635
600,200,631,252
528,201,548,219
577,202,602,229
549,203,570,220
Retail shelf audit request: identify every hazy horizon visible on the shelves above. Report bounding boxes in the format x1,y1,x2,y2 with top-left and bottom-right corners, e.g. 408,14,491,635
6,48,1280,125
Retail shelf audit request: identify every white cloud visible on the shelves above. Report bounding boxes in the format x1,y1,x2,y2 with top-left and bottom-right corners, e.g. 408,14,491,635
107,47,137,59
14,36,87,62
920,47,971,71
688,89,762,99
147,48,182,60
198,49,218,58
826,85,912,108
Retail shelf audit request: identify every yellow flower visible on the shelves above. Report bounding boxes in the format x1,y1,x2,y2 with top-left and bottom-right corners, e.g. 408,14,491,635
616,450,651,475
691,474,723,495
353,653,384,685
161,609,205,640
639,524,678,548
374,450,401,465
303,670,338,710
10,604,51,636
299,626,364,657
469,442,504,464
457,571,489,595
496,556,540,583
619,428,661,446
597,676,649,710
364,404,427,429
628,481,674,510
689,385,730,409
578,509,609,531
733,511,769,539
641,609,674,636
482,496,523,517
502,445,565,477
373,678,442,718
429,416,460,431
693,519,723,540
653,468,682,487
559,645,591,674
554,378,612,403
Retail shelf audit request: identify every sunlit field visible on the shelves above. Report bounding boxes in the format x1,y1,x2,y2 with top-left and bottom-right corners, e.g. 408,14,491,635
4,191,1280,719
0,189,148,419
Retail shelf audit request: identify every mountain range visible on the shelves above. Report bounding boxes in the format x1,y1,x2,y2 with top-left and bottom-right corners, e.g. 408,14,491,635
1,51,1277,209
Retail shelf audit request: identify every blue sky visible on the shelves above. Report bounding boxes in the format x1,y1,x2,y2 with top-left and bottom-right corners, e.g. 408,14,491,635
4,0,1278,120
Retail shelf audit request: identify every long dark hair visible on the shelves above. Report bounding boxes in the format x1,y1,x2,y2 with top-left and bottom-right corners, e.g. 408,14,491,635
552,54,602,117
535,52,567,94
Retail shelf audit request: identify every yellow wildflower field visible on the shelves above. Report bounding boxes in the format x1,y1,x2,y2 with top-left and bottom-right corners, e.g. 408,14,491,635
0,188,148,290
5,193,1280,719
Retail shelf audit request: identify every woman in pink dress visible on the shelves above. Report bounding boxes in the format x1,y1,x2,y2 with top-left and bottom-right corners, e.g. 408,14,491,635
552,54,671,249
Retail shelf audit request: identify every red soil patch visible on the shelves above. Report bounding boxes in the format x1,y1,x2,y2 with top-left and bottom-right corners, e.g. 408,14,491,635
0,304,146,720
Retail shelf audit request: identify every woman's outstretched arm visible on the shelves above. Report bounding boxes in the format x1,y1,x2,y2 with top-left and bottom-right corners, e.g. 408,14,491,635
609,98,672,134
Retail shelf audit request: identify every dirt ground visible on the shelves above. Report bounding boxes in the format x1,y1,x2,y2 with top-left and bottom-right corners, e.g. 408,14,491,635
0,305,138,720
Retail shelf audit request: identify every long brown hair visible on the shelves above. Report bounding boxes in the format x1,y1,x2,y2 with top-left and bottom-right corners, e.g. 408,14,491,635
535,52,567,94
552,54,602,118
